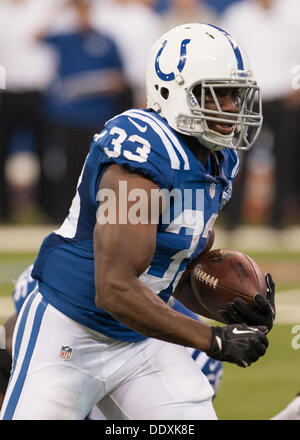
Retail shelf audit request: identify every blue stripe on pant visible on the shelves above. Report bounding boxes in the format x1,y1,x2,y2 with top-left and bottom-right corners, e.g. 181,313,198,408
2,292,48,419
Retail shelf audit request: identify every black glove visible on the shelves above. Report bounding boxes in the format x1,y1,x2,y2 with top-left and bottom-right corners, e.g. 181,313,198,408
207,323,269,368
220,273,276,332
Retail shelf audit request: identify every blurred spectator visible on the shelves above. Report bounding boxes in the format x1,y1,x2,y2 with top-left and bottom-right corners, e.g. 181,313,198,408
0,0,58,223
91,0,163,107
220,0,300,229
154,0,244,16
37,0,130,223
153,0,170,14
205,0,243,15
160,0,218,34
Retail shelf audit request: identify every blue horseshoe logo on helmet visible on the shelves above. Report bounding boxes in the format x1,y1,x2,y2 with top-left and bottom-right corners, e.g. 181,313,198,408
155,38,191,81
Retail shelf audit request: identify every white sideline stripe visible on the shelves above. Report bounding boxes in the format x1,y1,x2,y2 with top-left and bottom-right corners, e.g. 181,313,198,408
1,226,300,251
0,289,299,324
274,289,300,324
130,109,190,170
123,110,181,170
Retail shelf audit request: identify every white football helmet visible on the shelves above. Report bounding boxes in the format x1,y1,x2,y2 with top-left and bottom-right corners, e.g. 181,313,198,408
146,23,262,151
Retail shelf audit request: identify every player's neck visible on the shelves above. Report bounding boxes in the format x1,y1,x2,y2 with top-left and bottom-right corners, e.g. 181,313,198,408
185,136,211,165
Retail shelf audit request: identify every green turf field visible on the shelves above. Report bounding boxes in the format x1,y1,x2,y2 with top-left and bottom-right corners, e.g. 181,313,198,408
0,250,299,420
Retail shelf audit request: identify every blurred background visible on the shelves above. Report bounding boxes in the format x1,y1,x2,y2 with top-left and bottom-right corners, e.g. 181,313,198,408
0,0,299,420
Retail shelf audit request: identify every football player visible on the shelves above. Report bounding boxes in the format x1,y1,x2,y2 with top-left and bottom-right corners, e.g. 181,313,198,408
1,23,275,420
1,265,298,420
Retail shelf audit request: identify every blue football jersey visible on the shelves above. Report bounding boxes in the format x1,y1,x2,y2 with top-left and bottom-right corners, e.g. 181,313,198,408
32,108,239,342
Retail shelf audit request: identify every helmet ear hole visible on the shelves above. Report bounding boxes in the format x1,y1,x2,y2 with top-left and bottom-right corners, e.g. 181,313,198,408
160,87,169,100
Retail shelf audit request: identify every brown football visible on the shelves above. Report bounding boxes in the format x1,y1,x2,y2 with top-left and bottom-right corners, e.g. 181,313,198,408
189,249,267,323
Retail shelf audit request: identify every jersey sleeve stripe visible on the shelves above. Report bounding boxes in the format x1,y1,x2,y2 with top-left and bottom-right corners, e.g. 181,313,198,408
131,109,190,171
231,151,240,178
123,110,181,170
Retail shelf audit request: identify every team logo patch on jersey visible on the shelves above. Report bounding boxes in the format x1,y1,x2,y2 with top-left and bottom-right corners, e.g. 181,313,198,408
60,346,73,360
209,183,216,199
128,117,148,133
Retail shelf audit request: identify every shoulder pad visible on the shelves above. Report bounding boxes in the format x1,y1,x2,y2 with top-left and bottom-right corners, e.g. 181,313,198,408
222,148,240,181
93,109,190,188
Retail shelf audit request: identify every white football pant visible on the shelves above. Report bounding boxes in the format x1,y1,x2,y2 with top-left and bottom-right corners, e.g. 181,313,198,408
0,290,216,420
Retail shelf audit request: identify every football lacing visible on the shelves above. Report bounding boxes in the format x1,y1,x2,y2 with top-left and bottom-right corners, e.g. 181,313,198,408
193,267,219,289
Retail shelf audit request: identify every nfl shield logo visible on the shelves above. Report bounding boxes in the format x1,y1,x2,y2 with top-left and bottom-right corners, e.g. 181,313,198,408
209,183,216,199
60,346,73,360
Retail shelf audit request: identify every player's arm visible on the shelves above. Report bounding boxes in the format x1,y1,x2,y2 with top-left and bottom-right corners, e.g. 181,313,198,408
94,164,213,352
94,165,269,368
203,227,215,253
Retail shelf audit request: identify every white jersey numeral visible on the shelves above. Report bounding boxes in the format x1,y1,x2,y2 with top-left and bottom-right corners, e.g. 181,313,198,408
104,127,151,163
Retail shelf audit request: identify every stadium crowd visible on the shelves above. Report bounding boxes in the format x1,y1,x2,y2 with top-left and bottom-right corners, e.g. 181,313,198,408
0,0,300,227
